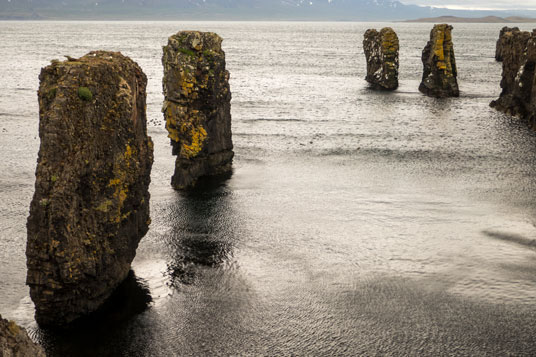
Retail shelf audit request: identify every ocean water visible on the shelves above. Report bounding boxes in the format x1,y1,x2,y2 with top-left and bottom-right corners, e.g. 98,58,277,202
1,21,536,356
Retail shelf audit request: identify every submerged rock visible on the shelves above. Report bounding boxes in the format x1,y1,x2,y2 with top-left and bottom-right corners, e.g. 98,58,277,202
0,315,46,356
162,31,233,189
363,27,399,90
496,26,520,62
491,29,536,126
419,24,459,98
26,51,154,327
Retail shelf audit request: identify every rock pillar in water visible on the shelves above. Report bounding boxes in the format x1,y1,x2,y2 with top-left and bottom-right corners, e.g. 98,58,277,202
419,24,459,98
162,31,233,189
491,29,536,126
495,26,520,61
0,315,46,357
363,27,399,90
26,51,154,327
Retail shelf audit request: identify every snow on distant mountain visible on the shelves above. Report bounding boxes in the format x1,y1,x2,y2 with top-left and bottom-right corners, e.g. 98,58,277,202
1,0,536,20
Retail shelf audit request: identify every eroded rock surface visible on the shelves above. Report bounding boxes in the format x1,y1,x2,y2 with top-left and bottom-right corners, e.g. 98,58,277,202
26,51,153,327
419,24,459,98
163,31,233,189
0,315,46,357
496,26,521,62
363,27,399,90
491,29,536,126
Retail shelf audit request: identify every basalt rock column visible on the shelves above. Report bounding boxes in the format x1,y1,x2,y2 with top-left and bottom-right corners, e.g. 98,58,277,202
491,29,536,125
363,27,399,90
419,24,459,98
496,26,520,61
26,51,154,327
0,315,46,357
163,31,233,189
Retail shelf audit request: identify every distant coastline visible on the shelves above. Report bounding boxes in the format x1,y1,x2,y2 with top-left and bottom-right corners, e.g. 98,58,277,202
404,16,536,23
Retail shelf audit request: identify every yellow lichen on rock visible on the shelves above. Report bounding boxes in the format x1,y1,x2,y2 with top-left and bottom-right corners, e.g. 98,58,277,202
434,29,447,69
105,142,137,222
182,124,207,158
7,321,20,336
165,105,180,142
96,199,113,212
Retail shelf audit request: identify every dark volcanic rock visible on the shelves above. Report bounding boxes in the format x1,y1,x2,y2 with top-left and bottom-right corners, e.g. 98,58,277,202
419,24,459,98
363,27,399,90
0,315,46,356
496,26,520,61
163,31,233,189
491,29,536,126
26,51,154,327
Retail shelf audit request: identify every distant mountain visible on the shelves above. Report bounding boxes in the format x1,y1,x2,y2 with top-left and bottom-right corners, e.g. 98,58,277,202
405,15,536,23
2,0,536,21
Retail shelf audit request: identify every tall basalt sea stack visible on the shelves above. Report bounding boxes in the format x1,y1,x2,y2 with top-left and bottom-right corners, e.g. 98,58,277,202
491,29,536,126
496,26,521,62
419,24,459,98
163,31,233,189
26,51,154,327
0,315,46,356
363,27,399,90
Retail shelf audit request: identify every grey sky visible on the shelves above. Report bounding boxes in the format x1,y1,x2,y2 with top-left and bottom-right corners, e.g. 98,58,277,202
400,0,536,10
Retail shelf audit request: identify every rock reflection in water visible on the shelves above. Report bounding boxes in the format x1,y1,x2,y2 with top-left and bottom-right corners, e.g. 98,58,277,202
165,174,236,287
34,271,152,356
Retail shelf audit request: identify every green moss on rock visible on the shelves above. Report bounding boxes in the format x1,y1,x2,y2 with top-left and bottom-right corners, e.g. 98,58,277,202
78,86,93,101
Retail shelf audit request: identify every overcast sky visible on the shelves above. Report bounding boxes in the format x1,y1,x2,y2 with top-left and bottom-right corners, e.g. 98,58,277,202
400,0,536,10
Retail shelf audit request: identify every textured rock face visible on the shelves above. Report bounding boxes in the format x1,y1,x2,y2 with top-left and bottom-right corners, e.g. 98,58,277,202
419,24,459,98
363,27,399,90
26,51,154,327
491,29,536,125
163,31,233,189
496,26,520,61
0,315,46,357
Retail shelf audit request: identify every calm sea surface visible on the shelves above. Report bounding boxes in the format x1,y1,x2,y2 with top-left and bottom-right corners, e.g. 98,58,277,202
1,21,536,356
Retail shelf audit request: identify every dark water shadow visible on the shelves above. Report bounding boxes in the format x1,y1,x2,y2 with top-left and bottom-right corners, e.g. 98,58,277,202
482,230,536,250
165,172,238,287
34,270,152,357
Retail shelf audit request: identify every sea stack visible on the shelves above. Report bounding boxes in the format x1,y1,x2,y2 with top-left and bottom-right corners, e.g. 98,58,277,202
491,29,536,126
419,24,459,98
495,26,521,61
363,27,399,90
0,315,46,356
26,51,154,327
162,31,233,189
